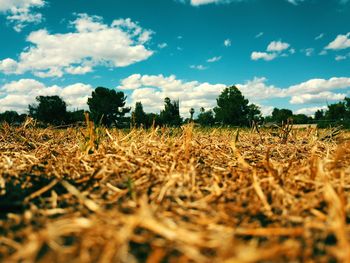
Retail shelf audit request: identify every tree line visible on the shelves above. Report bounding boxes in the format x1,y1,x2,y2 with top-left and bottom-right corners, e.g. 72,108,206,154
1,85,350,128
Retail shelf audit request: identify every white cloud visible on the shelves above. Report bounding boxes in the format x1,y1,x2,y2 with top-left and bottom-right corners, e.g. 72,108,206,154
335,55,347,61
190,64,207,70
0,14,154,77
118,74,226,117
302,48,314,56
158,43,168,49
325,32,350,50
224,39,231,47
286,0,304,5
0,0,45,31
251,52,277,61
251,40,293,61
207,56,222,63
295,106,327,116
236,77,285,100
0,79,93,113
255,32,264,38
267,41,290,52
286,77,350,95
315,33,324,40
290,91,346,104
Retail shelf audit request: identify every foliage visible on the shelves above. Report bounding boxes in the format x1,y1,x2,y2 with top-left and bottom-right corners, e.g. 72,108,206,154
314,109,325,120
292,114,311,124
189,108,195,121
87,87,130,127
29,96,68,125
197,107,215,126
159,97,182,126
0,111,26,124
247,104,262,123
325,101,347,121
132,102,147,128
213,85,249,126
67,110,85,124
270,108,293,124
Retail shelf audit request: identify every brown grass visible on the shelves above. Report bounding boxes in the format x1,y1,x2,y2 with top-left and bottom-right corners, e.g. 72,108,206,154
1,120,350,262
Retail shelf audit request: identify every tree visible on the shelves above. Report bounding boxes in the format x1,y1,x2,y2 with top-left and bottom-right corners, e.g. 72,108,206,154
29,96,68,125
87,87,130,127
0,111,20,124
292,114,310,124
247,104,262,123
159,97,182,126
314,109,325,120
132,102,147,128
271,108,293,124
197,108,215,126
325,102,346,121
189,108,195,122
213,85,249,126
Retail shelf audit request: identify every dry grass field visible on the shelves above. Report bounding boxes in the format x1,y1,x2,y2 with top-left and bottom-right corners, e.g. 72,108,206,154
1,118,350,262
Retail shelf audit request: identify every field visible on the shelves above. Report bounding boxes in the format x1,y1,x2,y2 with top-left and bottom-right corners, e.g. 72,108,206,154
1,119,350,262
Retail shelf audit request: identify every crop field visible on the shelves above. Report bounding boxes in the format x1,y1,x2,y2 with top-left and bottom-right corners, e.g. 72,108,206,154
1,119,350,262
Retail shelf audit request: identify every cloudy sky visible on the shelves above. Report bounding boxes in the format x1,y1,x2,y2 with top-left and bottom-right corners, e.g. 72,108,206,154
0,0,350,117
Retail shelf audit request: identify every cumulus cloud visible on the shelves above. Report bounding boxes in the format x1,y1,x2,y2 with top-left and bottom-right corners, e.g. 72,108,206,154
251,40,293,61
315,33,324,40
0,0,45,32
290,92,346,104
158,43,168,49
267,41,290,52
325,32,350,50
0,79,93,112
207,56,222,63
117,74,226,117
0,14,154,77
224,39,231,47
190,64,207,70
251,52,277,61
255,32,264,38
236,76,350,108
180,0,323,6
295,106,328,116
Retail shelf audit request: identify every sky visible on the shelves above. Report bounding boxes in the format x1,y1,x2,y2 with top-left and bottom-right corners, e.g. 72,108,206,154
0,0,350,117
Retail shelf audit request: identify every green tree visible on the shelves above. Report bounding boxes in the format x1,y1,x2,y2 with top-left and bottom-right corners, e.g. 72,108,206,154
314,109,325,120
0,111,20,124
132,102,147,128
29,96,68,125
87,87,130,127
197,107,215,126
159,97,182,126
292,114,310,124
271,108,293,124
213,85,249,126
189,108,195,122
325,102,346,121
247,104,262,123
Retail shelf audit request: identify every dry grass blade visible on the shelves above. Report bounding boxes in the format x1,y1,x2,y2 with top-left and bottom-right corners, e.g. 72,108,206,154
0,124,350,262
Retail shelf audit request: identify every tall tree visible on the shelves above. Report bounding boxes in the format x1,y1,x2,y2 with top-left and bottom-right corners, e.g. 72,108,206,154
197,108,215,126
87,87,130,127
29,96,68,125
314,109,325,120
132,102,147,128
0,111,20,124
325,101,346,121
213,85,249,126
189,108,195,122
247,104,262,123
159,97,182,126
271,108,293,124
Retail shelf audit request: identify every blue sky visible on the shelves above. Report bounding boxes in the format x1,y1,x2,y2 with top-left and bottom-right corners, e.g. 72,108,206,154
0,0,350,116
